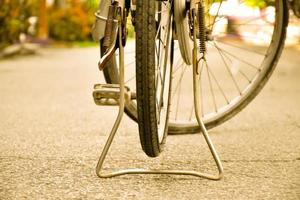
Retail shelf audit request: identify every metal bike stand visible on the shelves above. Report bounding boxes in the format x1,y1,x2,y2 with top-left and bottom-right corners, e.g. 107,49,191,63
93,7,223,180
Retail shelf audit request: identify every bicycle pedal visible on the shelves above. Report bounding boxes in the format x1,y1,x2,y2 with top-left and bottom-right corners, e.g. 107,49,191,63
93,84,131,106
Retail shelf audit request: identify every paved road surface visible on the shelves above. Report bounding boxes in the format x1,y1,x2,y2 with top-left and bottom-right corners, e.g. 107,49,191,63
0,45,299,199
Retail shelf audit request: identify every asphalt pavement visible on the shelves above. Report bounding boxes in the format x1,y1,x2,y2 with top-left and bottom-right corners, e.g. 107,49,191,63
0,45,299,200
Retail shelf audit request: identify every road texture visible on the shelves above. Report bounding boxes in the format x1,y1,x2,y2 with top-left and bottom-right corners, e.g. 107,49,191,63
0,45,299,200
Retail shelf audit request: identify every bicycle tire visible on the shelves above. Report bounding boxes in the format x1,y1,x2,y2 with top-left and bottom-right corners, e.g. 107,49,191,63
135,0,172,157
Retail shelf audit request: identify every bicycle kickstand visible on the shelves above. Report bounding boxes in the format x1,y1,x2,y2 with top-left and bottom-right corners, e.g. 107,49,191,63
92,5,223,180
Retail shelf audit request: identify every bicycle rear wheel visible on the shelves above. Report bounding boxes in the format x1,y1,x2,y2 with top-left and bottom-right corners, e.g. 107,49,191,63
169,0,288,133
102,0,288,134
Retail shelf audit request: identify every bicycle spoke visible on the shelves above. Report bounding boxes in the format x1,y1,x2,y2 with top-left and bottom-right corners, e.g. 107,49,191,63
205,58,230,104
155,21,163,40
125,60,135,68
238,69,252,83
204,60,218,112
214,40,266,56
213,42,242,94
171,63,188,99
175,65,185,120
125,75,136,84
172,59,185,75
212,41,261,71
209,42,257,85
209,0,224,30
155,2,172,122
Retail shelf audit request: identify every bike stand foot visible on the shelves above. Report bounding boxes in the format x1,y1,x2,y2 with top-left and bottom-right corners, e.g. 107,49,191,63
95,115,223,180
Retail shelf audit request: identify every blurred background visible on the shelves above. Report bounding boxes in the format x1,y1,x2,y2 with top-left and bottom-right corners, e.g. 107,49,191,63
0,0,138,57
0,0,98,55
0,0,299,58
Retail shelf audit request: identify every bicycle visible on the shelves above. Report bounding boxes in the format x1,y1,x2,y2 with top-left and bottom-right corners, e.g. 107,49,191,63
92,0,289,179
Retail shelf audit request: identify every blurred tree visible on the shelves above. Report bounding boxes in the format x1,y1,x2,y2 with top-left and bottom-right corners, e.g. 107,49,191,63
0,0,38,49
54,0,68,8
48,0,92,41
38,0,49,40
0,0,100,49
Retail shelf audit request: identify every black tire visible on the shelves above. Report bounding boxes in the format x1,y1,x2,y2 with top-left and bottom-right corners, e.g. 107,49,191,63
135,0,172,157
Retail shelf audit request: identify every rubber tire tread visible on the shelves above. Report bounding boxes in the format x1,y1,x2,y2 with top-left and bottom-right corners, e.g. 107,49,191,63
135,0,165,157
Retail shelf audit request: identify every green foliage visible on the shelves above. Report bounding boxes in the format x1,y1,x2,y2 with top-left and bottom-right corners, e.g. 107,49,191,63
48,0,136,42
48,1,98,41
49,7,86,41
0,0,38,49
126,15,135,38
245,0,274,8
83,0,99,9
0,0,135,47
49,0,98,42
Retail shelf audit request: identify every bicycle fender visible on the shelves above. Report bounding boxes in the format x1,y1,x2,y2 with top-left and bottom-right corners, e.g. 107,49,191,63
92,0,125,41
